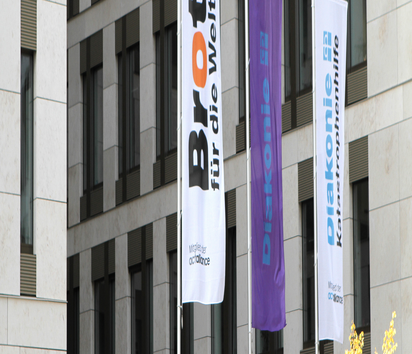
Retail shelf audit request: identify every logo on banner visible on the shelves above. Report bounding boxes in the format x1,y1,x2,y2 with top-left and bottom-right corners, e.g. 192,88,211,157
188,0,221,193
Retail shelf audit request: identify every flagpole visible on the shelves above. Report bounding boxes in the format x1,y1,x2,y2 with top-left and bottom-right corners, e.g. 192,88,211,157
177,0,182,350
311,1,319,354
244,0,252,351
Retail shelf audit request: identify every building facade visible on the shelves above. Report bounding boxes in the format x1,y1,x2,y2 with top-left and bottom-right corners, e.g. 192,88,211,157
0,0,67,353
67,0,412,353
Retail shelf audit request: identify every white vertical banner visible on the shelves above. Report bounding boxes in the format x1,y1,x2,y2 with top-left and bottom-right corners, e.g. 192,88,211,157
315,0,347,343
181,0,225,304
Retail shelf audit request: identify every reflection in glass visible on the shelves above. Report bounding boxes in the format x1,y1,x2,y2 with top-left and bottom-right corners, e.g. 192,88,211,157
131,262,153,354
299,0,312,92
256,329,283,354
302,199,314,343
353,179,370,329
21,52,33,246
156,24,177,158
350,0,367,67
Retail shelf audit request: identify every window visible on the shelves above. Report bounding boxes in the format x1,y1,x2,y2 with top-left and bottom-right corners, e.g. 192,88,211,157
302,198,314,345
118,45,140,179
131,261,153,353
80,31,103,220
67,255,80,354
284,0,313,131
116,8,141,203
155,22,178,187
21,51,34,253
353,178,370,331
212,226,237,353
256,329,283,354
83,66,103,192
346,0,367,106
92,241,115,354
95,276,115,354
170,251,193,354
347,0,367,72
67,0,79,20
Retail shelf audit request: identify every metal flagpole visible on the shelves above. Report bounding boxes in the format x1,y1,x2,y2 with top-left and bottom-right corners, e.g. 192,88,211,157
177,0,182,350
311,1,319,354
244,0,252,352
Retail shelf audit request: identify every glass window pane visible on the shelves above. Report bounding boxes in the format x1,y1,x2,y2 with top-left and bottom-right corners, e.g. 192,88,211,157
165,24,178,154
238,0,245,120
118,55,123,176
298,0,312,92
350,0,367,67
93,67,103,186
353,179,370,328
132,270,143,353
128,45,140,169
302,199,314,343
156,34,161,158
256,329,283,354
95,279,105,354
83,75,88,192
284,0,291,98
21,52,34,246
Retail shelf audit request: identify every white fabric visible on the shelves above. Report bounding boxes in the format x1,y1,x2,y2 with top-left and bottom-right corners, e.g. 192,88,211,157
315,0,347,343
182,0,226,304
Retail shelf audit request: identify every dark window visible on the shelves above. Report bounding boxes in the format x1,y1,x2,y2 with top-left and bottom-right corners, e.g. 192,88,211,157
67,255,80,354
95,276,115,354
118,44,140,178
170,251,193,354
131,261,153,354
154,22,178,187
211,226,237,353
21,51,34,253
302,198,314,345
67,0,79,20
83,66,103,192
353,178,370,331
347,0,367,72
256,329,283,354
238,0,246,122
284,0,313,131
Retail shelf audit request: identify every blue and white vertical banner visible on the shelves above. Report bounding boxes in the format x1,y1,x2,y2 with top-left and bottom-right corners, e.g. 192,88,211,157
315,0,347,343
181,0,226,304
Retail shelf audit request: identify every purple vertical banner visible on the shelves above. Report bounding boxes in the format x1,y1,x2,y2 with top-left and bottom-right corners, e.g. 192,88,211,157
250,0,286,331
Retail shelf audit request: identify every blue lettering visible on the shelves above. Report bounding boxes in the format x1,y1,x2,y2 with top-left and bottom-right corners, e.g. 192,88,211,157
263,78,269,103
326,110,332,132
264,169,272,194
264,144,271,169
327,182,334,204
263,116,271,142
325,73,332,96
263,234,271,265
326,134,333,157
325,157,333,180
266,196,272,221
327,217,334,245
264,222,272,233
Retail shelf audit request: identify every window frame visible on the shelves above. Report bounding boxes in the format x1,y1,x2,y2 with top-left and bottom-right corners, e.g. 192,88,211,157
21,50,34,254
352,178,370,334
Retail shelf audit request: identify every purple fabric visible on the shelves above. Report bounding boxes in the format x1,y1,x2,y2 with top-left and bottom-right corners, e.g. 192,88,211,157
250,0,286,331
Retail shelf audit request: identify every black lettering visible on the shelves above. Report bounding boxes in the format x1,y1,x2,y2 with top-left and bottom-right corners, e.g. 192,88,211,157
189,0,206,28
193,90,208,127
210,22,216,42
189,130,209,190
208,42,217,74
211,83,218,103
210,115,218,133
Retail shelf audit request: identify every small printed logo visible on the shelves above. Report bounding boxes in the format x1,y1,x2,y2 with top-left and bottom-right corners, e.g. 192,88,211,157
260,31,268,66
323,31,332,62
